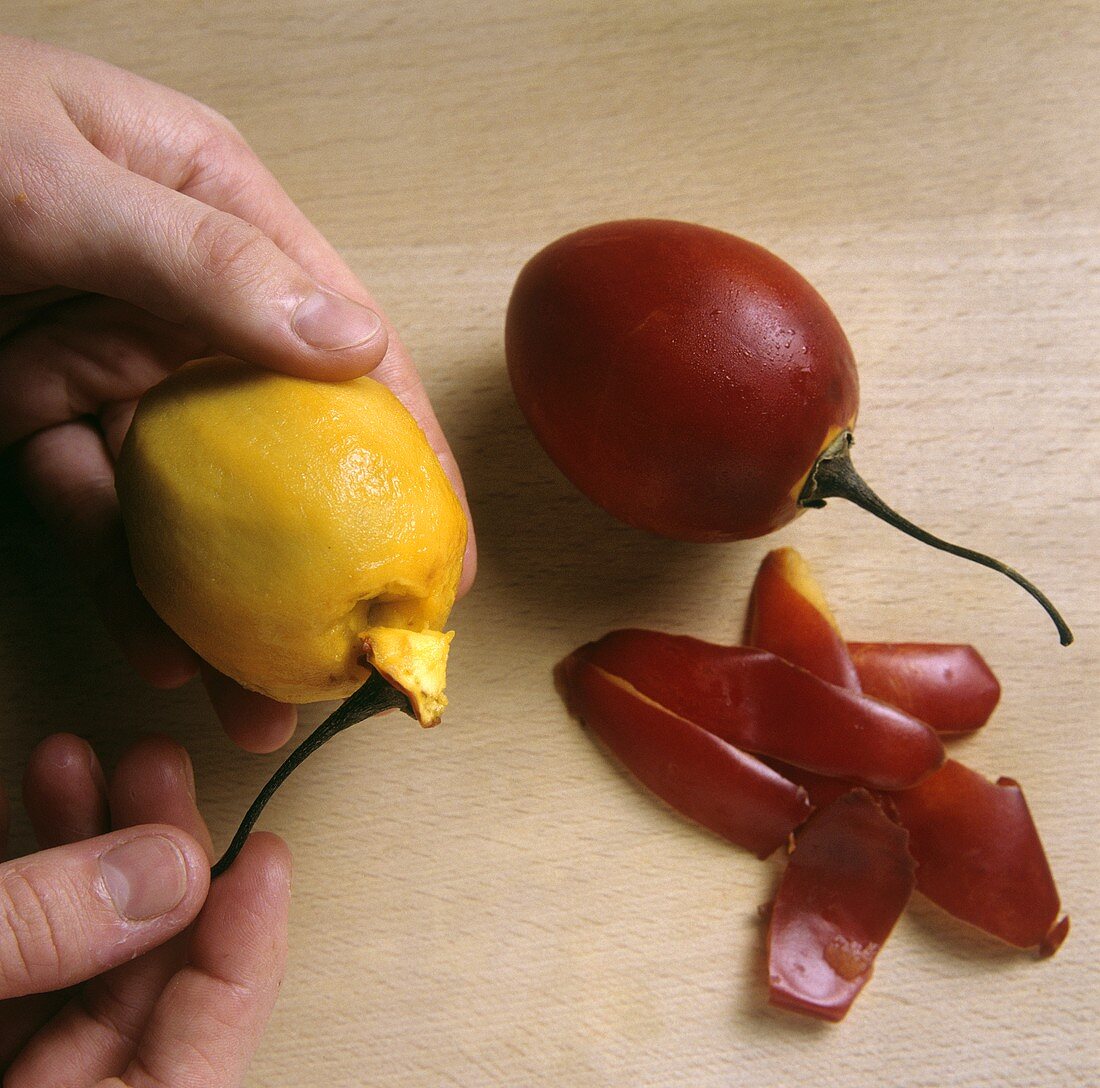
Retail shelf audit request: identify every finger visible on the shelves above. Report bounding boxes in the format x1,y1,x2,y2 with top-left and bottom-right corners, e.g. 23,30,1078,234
0,992,72,1074
12,64,472,590
103,833,291,1088
10,140,388,382
153,118,480,591
0,287,83,339
168,147,479,589
109,736,213,859
0,760,73,1074
0,781,9,861
201,665,298,754
372,350,478,595
105,89,479,589
18,421,200,689
10,109,472,588
0,293,206,447
99,399,139,461
22,734,109,849
6,738,213,1086
51,61,375,313
0,825,208,1000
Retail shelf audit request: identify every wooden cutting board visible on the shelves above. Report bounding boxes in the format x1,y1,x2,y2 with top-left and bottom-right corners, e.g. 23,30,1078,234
1,3,1097,1085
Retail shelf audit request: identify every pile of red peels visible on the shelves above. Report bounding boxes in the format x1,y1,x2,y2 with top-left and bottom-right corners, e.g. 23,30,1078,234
556,548,1068,1022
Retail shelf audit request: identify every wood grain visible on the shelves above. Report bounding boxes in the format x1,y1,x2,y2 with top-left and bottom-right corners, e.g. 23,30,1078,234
1,2,1097,1085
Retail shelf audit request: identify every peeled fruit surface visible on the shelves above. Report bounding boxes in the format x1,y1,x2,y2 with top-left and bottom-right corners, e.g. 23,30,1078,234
116,358,466,706
505,219,859,540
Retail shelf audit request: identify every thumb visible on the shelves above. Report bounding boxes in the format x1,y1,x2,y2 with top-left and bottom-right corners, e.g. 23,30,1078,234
16,145,389,380
0,825,209,1000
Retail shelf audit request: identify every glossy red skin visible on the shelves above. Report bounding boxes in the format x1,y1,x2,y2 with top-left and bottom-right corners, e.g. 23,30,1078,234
760,759,854,813
847,642,1000,735
890,763,1066,952
744,549,861,690
748,549,1066,953
575,630,944,790
556,655,811,859
767,790,915,1022
505,219,860,540
764,757,1068,954
743,554,999,734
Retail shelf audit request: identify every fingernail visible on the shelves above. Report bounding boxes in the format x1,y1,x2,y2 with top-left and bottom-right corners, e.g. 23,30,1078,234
182,754,197,800
100,835,189,921
291,289,383,351
173,744,197,800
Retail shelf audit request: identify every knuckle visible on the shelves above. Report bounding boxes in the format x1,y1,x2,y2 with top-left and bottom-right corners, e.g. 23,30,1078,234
189,125,250,181
49,474,119,548
0,868,67,995
186,209,271,290
177,113,262,210
21,425,118,531
182,104,250,169
190,101,245,146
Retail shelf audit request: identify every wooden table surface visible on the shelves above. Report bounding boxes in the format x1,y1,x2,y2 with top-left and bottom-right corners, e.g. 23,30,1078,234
2,3,1098,1085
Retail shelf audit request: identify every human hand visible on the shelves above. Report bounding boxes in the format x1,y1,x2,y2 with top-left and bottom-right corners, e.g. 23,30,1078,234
0,35,476,752
0,733,290,1086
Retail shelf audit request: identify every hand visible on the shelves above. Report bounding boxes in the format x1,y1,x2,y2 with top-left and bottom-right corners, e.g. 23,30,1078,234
0,733,290,1086
0,35,476,752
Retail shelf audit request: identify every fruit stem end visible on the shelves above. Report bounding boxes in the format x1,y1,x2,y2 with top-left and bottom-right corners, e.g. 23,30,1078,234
211,671,415,877
798,432,1073,646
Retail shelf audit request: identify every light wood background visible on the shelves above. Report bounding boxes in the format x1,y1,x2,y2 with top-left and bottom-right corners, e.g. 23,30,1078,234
2,2,1098,1085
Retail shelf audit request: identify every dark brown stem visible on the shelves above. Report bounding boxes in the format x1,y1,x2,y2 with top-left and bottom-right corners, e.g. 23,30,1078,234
211,670,415,877
798,431,1073,646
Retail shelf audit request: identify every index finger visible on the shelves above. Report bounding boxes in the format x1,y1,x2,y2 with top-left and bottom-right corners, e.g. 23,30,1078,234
52,59,369,303
101,833,291,1088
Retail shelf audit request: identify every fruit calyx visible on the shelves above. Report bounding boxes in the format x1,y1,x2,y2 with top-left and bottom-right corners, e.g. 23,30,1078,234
359,626,454,727
798,431,1073,646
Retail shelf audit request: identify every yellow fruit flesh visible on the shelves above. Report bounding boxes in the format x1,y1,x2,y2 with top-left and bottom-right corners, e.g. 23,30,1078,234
116,358,466,709
768,546,842,631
